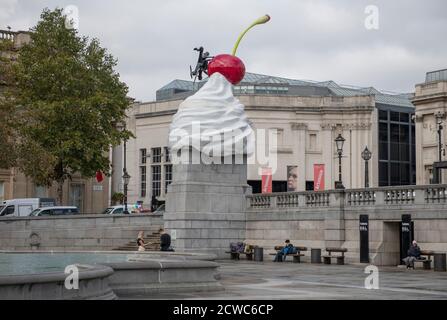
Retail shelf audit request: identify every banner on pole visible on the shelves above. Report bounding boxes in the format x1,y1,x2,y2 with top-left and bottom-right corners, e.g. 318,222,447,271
261,167,272,194
314,164,325,191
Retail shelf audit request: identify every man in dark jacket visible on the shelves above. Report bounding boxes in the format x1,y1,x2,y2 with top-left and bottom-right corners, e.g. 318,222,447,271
160,228,174,252
404,240,421,269
273,240,294,262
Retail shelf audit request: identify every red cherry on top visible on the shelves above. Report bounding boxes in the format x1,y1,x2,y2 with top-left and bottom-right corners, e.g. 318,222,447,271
208,54,246,85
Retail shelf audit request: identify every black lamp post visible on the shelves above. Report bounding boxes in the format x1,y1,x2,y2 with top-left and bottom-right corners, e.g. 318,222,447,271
335,134,345,190
436,112,443,163
361,146,372,188
122,170,131,214
117,122,131,214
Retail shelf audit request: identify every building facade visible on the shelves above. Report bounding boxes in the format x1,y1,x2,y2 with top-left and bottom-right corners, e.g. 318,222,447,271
0,29,110,213
413,69,447,185
121,72,415,206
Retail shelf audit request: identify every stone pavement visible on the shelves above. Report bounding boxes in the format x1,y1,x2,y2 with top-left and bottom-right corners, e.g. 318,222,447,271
137,260,447,300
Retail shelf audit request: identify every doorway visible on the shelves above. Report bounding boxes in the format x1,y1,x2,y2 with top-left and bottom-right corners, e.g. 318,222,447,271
381,222,401,266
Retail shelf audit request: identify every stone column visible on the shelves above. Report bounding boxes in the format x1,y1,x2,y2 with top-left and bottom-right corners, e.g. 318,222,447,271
164,151,250,258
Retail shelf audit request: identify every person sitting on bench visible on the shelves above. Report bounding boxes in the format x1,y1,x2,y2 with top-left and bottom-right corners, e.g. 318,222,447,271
273,239,294,262
403,240,421,269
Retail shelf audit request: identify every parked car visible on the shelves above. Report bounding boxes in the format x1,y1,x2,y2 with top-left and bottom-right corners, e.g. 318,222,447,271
0,198,56,217
101,205,132,215
29,206,79,217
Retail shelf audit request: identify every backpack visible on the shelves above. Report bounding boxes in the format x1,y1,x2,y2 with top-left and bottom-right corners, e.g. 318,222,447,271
288,246,298,255
230,242,245,253
283,244,297,255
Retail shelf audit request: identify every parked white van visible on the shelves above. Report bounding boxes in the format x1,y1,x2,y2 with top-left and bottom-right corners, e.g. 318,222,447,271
0,198,56,217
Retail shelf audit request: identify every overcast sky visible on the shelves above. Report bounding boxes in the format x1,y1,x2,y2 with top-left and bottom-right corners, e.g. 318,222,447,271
1,0,446,101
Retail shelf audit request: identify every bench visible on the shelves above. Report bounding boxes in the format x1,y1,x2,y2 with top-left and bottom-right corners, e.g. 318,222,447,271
225,251,254,260
414,250,434,270
322,247,348,265
270,246,307,263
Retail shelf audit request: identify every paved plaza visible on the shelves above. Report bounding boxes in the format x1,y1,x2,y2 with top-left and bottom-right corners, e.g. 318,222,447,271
137,260,447,300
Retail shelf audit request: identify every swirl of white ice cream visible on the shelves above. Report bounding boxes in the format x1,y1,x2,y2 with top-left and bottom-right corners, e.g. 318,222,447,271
169,72,254,157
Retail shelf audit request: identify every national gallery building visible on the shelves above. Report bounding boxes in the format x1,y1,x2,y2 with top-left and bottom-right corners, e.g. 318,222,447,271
117,69,447,206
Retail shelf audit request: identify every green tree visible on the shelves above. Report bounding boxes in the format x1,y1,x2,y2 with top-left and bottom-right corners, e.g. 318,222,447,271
0,38,19,169
1,8,132,204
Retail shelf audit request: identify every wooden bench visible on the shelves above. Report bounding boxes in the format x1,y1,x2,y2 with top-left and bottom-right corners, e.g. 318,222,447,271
414,250,434,270
270,246,307,263
322,247,348,265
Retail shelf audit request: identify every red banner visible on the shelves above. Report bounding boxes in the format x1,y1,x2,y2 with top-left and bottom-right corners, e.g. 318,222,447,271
261,167,272,194
314,164,325,191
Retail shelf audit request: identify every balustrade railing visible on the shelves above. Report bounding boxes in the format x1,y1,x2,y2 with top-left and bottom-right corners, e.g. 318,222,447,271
246,185,447,210
306,192,330,207
0,30,15,41
425,186,447,203
346,190,376,206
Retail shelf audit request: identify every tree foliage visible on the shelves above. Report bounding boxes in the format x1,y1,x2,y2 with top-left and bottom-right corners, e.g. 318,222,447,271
0,8,132,201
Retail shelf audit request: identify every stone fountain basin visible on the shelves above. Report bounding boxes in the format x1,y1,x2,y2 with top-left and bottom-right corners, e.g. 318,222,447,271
0,264,116,300
0,251,222,299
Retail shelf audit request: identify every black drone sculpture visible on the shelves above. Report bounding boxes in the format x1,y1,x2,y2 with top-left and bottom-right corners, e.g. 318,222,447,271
190,47,214,83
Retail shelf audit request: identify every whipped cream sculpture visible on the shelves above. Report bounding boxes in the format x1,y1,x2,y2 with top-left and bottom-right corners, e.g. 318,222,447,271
169,15,271,160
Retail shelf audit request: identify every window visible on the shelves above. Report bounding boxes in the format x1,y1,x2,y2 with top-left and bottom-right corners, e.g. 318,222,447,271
309,134,317,150
140,166,147,198
306,181,314,191
152,166,161,197
140,149,147,164
165,165,173,194
378,108,415,186
6,206,15,216
0,182,4,202
152,147,161,164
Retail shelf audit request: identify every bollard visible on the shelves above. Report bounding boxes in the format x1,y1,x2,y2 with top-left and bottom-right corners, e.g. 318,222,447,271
434,253,446,272
311,248,321,264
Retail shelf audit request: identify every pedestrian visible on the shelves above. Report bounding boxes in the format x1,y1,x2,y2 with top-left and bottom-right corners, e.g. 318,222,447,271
151,195,158,212
273,239,294,262
403,240,422,269
136,231,151,252
159,228,174,252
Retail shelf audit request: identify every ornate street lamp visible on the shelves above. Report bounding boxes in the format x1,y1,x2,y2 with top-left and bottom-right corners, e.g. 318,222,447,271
335,134,345,190
122,170,131,214
116,121,131,214
436,112,444,163
361,146,372,188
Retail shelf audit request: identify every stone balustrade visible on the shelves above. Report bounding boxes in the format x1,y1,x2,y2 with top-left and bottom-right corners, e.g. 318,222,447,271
247,184,447,210
0,30,15,41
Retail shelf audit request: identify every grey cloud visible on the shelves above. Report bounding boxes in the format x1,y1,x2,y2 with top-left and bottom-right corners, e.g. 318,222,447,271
2,0,447,101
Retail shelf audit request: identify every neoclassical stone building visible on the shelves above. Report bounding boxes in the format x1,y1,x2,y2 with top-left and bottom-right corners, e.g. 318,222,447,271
413,69,447,185
122,72,415,206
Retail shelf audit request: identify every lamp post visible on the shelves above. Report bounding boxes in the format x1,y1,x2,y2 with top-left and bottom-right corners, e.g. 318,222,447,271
122,170,131,214
361,146,372,188
436,112,443,163
335,134,345,190
435,112,444,184
117,122,131,214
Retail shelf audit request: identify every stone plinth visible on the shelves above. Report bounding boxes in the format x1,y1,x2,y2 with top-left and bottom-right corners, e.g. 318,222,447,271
165,153,250,258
